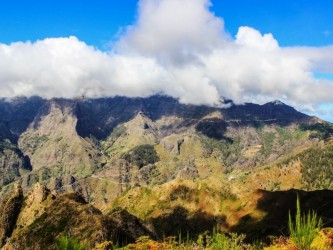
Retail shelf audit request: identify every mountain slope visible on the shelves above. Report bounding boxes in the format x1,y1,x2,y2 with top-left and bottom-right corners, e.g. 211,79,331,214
0,95,332,248
0,95,326,197
2,184,153,250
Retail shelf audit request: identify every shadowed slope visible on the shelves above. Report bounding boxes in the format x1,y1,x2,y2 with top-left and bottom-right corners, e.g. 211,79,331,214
232,189,333,241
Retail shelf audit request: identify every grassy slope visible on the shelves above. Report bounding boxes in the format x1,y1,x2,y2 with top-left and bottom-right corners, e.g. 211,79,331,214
100,121,333,241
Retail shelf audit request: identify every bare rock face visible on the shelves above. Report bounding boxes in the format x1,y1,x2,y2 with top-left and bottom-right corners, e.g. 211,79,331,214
26,182,49,204
160,136,186,157
0,183,23,248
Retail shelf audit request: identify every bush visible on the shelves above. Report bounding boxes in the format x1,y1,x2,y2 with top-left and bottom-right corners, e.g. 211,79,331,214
196,226,248,250
199,135,241,171
121,144,159,168
196,119,229,140
288,196,322,250
210,232,246,250
56,235,86,250
299,122,333,140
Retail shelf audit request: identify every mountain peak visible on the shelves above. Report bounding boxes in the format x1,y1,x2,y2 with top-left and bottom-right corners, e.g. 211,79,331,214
268,99,286,105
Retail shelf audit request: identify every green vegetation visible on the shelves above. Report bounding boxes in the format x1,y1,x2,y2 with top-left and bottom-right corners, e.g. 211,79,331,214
103,125,126,150
200,135,241,172
121,144,159,168
259,132,275,155
288,197,322,250
117,197,325,249
196,119,228,140
272,131,333,190
279,143,333,190
56,235,86,250
19,134,49,154
0,140,31,188
0,140,17,152
120,231,249,250
208,232,247,250
300,144,333,190
300,122,333,140
276,127,306,145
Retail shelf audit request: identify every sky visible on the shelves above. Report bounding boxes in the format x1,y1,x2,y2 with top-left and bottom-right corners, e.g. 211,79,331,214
0,0,333,121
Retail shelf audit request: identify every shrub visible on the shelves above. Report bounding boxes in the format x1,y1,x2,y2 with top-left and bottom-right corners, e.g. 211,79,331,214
121,144,159,168
299,122,333,140
210,232,246,250
56,235,86,250
196,226,248,250
288,196,322,250
196,119,229,140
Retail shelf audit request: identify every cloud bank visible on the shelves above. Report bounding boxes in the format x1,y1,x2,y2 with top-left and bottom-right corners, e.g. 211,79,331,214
0,0,333,112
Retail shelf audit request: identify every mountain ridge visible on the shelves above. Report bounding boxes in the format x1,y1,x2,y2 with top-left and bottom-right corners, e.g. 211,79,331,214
0,94,314,141
0,94,324,195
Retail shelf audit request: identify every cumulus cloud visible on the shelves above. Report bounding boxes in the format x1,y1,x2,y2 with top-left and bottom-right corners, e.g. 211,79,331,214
0,0,333,112
117,0,229,62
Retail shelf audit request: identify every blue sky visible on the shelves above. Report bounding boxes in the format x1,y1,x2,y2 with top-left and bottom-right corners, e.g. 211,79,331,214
215,0,333,47
0,1,137,47
0,0,333,121
1,0,333,48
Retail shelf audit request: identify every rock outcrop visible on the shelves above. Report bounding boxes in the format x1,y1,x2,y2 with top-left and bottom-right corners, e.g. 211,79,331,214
3,184,153,249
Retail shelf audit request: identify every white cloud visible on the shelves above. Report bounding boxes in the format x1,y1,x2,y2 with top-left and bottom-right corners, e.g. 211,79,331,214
235,26,279,51
117,0,229,60
0,0,333,113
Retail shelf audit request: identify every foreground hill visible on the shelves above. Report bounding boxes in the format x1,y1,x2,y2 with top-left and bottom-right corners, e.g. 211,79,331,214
0,95,333,248
0,183,152,249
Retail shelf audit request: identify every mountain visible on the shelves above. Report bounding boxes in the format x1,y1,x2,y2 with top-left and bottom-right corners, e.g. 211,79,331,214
0,95,316,192
0,95,333,248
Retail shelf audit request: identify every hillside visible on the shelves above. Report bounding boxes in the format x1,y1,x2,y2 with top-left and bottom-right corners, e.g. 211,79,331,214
0,95,333,248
